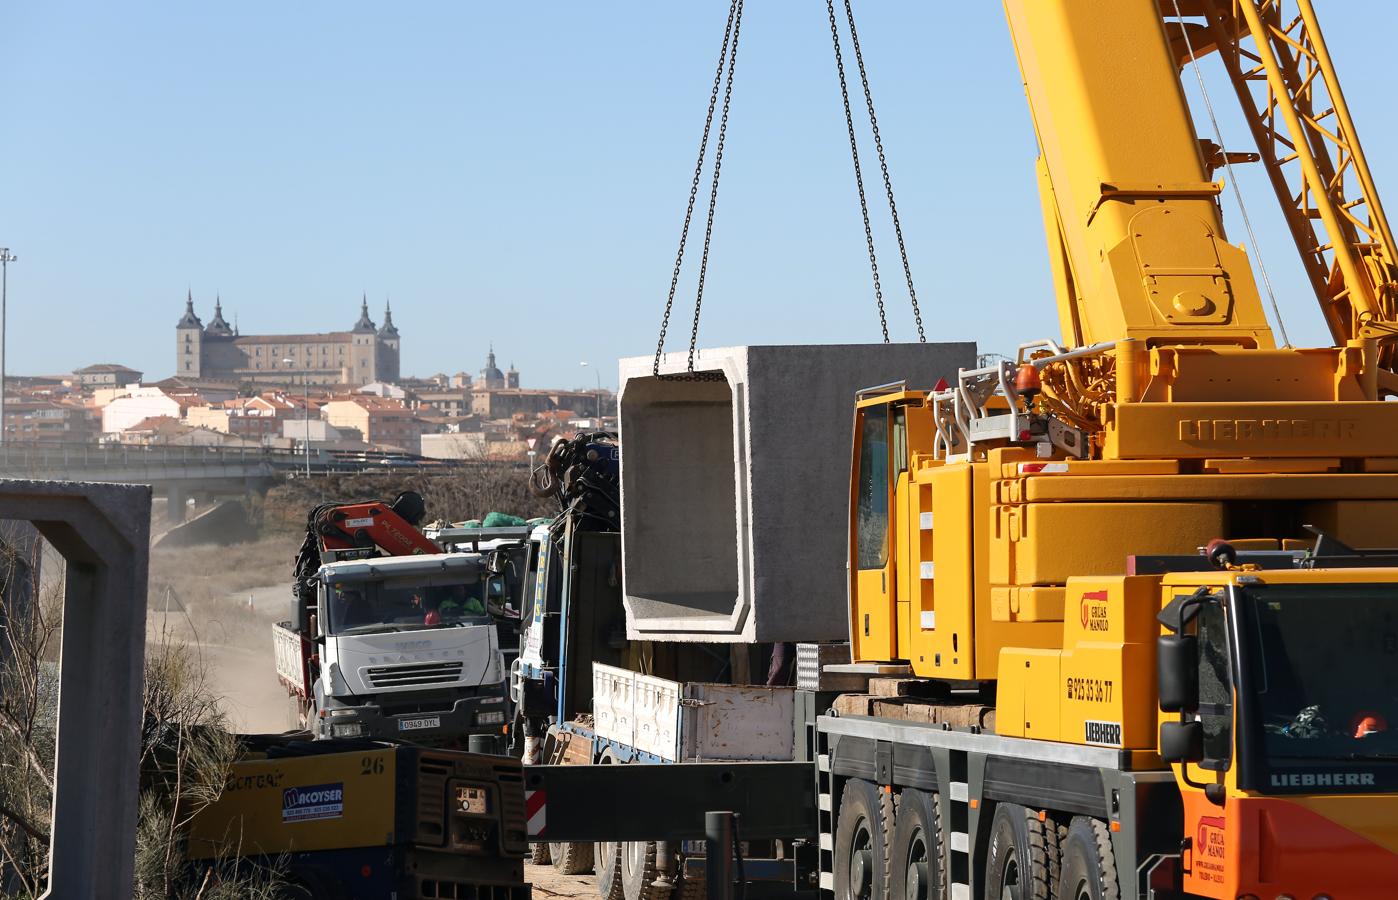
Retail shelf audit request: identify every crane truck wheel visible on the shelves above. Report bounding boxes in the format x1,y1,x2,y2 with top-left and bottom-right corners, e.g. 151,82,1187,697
982,804,1058,900
1056,817,1119,900
888,789,944,900
834,779,889,900
550,840,595,875
530,842,551,865
676,865,705,900
595,752,626,900
621,839,674,900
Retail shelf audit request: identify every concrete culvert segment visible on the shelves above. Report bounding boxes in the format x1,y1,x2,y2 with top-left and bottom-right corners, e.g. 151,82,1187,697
619,343,976,644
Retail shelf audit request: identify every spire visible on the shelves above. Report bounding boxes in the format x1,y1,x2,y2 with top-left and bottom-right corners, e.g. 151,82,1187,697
377,296,399,337
205,293,234,336
352,292,376,333
176,289,203,328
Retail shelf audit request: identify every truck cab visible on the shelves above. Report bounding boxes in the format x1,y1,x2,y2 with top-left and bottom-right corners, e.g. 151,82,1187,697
276,536,531,745
1154,567,1398,897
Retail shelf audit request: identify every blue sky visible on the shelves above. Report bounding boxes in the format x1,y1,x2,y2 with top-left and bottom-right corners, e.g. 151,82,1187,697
3,2,1394,389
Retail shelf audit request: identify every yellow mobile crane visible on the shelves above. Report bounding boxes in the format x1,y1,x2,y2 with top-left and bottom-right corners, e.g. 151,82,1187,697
830,1,1398,898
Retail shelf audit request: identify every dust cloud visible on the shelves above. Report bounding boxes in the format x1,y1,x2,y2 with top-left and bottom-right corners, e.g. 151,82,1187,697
147,535,302,734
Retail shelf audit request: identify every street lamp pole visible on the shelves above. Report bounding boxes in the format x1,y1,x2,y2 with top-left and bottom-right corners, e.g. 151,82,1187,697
0,249,16,446
580,361,602,420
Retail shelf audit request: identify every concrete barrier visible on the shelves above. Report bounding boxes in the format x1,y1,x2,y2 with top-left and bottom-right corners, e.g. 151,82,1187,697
618,343,975,643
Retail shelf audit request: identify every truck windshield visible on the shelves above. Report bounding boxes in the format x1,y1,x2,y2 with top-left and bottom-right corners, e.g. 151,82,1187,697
327,579,494,636
1240,584,1398,760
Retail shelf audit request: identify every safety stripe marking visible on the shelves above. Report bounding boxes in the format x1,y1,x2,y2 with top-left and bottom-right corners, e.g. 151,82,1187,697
920,561,935,579
820,873,835,891
817,753,830,772
951,884,971,900
524,789,546,837
920,512,934,530
819,834,833,851
950,831,969,853
818,792,832,812
949,781,969,802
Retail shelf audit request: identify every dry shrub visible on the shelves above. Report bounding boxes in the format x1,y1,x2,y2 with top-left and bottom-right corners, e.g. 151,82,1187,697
260,465,553,535
0,537,284,898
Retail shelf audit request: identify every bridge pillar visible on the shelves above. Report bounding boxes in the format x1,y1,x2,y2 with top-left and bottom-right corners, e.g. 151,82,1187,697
166,483,187,525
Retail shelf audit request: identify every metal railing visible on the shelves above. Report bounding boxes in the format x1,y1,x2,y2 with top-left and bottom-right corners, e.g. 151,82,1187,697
0,441,519,481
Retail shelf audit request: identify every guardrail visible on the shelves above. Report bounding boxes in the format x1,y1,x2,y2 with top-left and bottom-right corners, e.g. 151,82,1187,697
0,441,520,480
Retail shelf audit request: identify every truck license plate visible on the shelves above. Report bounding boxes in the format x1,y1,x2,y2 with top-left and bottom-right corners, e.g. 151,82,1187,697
399,716,440,732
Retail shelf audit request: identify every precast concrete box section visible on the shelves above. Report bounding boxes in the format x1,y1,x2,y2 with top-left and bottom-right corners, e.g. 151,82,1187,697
618,343,976,643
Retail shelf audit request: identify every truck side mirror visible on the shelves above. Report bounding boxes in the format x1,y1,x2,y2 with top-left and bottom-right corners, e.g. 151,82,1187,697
1157,633,1198,712
1159,721,1203,764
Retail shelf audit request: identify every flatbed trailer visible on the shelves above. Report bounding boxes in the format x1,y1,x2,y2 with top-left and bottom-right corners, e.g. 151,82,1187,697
521,690,1180,900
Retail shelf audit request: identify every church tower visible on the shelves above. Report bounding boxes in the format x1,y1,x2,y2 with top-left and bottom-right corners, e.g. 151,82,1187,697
480,344,506,390
376,299,401,383
175,290,204,377
348,293,379,384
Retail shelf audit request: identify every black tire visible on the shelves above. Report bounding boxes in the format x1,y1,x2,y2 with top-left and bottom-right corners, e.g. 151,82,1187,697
622,839,675,900
529,842,551,865
596,753,625,900
889,789,944,900
834,779,888,900
597,837,624,900
1057,817,1119,900
676,856,705,900
550,840,595,875
982,804,1058,900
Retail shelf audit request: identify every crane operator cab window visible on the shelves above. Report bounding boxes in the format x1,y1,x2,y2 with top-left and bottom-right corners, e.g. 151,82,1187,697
856,404,891,570
326,574,493,636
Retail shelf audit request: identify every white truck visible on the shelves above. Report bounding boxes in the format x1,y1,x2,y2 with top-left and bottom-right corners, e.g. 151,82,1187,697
275,492,530,745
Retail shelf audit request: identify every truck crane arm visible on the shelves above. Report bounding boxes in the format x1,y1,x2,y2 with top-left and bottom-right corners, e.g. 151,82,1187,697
291,491,440,625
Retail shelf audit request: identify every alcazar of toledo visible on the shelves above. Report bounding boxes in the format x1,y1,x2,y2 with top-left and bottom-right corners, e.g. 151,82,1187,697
176,291,400,386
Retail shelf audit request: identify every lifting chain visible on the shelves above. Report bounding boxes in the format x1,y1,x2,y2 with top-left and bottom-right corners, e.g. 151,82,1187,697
826,0,925,343
654,0,744,379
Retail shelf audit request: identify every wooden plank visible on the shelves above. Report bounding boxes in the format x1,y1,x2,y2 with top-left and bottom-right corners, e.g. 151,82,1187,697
833,694,879,717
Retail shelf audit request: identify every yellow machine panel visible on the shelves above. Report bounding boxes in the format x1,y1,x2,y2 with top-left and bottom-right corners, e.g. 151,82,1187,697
996,648,1061,742
990,500,1223,586
998,577,1159,749
903,463,975,679
187,747,397,859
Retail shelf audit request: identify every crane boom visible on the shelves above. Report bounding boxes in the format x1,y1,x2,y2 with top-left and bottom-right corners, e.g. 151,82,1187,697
1197,0,1398,379
1004,0,1276,351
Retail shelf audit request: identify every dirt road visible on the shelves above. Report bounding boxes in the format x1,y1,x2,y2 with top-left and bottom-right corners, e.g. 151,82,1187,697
149,580,293,734
526,864,598,900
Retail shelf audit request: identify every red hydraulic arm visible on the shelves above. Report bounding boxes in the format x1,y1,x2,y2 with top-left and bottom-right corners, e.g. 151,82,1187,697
313,495,441,558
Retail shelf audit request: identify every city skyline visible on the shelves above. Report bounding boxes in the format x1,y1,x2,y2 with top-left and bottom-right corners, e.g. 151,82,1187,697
4,4,1396,388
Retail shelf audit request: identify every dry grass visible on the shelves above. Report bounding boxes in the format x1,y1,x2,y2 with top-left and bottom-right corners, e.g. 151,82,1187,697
259,466,555,534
